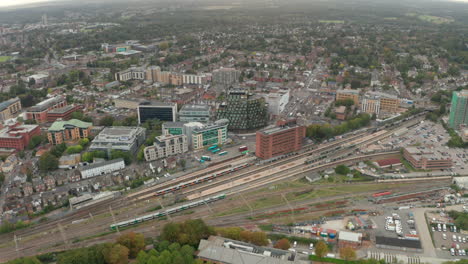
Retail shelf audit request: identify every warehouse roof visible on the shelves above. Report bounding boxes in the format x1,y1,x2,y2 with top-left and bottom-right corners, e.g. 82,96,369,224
338,231,362,243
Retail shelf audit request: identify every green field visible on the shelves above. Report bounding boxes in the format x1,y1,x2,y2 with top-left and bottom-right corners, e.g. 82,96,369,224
0,56,11,63
405,13,454,24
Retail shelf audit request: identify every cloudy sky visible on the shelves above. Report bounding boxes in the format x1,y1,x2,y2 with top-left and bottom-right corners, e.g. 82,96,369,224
1,0,468,7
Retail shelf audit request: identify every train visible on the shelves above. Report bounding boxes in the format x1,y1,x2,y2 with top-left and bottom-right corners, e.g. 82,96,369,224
151,161,254,197
110,193,226,230
372,191,392,198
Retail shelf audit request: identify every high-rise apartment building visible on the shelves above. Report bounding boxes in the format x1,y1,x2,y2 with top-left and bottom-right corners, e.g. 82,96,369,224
217,89,268,131
449,90,468,129
212,68,240,86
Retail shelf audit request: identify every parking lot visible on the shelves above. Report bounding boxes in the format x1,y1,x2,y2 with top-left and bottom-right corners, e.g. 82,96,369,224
373,208,417,239
427,209,468,258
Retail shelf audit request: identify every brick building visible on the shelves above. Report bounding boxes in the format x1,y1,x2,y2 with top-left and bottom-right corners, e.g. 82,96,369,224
26,96,67,123
0,122,41,150
0,97,22,121
255,119,305,159
47,119,92,145
403,146,453,170
46,105,81,122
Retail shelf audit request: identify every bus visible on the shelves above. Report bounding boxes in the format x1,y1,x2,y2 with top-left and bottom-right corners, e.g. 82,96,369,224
219,151,228,156
199,159,205,163
239,146,248,152
241,150,249,155
208,145,218,151
201,156,211,161
212,148,221,154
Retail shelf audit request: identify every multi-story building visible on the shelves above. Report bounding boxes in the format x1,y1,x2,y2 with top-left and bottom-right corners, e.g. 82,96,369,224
162,121,187,136
361,98,381,115
143,134,188,161
263,89,290,116
178,104,211,123
182,74,206,85
101,43,131,53
25,96,67,123
0,97,21,121
197,236,309,264
89,126,146,154
217,89,268,131
336,89,360,105
159,71,171,84
192,119,228,150
146,66,161,82
79,158,125,179
47,119,92,145
255,120,305,159
169,73,183,86
0,122,41,150
46,105,81,122
449,90,468,129
138,102,177,124
403,146,453,170
114,98,148,109
114,67,146,82
212,68,240,86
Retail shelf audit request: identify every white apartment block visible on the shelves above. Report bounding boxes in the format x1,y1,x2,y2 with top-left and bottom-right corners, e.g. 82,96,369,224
115,67,146,82
79,158,126,179
182,74,205,85
144,134,188,161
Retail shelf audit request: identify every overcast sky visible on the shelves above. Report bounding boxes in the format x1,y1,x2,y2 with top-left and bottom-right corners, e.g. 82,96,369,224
1,0,468,7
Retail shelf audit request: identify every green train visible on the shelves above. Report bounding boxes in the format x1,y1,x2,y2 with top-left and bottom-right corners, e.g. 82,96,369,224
110,193,226,230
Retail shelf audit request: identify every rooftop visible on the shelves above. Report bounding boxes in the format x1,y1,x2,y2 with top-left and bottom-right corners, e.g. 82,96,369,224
162,121,186,128
91,126,145,144
139,101,176,107
47,105,77,114
49,119,92,132
259,124,301,136
29,96,65,112
0,124,38,139
180,104,210,112
0,97,20,112
193,119,228,133
79,158,124,172
338,231,362,243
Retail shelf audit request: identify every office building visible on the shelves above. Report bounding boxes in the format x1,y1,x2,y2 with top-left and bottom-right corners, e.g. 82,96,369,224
192,119,228,150
197,236,309,264
449,90,468,129
46,105,81,122
0,97,22,122
89,126,146,154
162,122,187,136
25,96,67,123
138,102,177,124
212,68,240,86
47,119,92,145
79,158,125,179
0,122,40,151
263,89,290,116
403,146,453,170
217,89,268,131
115,67,146,82
178,104,211,123
143,134,188,161
367,91,400,114
336,89,360,105
255,120,305,159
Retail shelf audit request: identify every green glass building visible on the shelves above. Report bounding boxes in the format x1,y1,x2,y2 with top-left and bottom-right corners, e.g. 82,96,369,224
449,90,468,129
217,89,268,131
192,119,228,150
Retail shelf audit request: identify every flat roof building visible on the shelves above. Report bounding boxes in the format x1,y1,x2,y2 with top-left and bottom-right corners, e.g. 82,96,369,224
178,104,211,123
138,102,177,124
46,105,81,123
0,122,41,150
192,119,228,150
79,158,125,179
89,126,146,154
403,146,453,170
144,134,188,161
0,97,22,121
336,89,360,105
255,120,305,160
197,236,309,264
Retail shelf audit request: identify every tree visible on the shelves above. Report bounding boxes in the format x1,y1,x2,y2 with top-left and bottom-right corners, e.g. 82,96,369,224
102,243,129,264
117,232,146,258
66,145,83,154
111,150,132,165
314,241,328,258
100,115,115,127
137,251,149,264
160,219,215,247
340,247,357,261
38,152,58,171
28,135,43,149
335,165,350,175
274,238,291,250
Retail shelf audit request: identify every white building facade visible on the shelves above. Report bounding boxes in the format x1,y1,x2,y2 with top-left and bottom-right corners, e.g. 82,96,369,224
79,158,126,179
144,134,188,161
